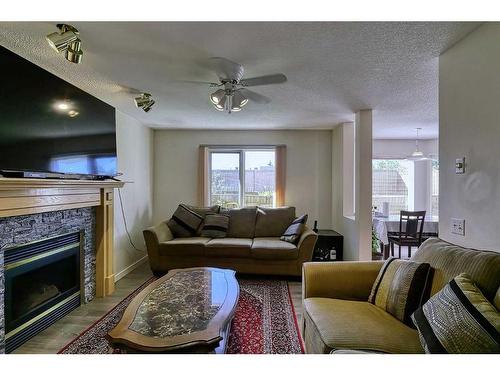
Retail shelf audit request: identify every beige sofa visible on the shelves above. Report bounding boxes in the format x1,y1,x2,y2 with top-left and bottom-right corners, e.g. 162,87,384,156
301,238,500,353
144,206,318,276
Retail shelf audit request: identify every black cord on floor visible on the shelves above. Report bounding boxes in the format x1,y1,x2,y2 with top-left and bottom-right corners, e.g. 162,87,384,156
117,187,146,252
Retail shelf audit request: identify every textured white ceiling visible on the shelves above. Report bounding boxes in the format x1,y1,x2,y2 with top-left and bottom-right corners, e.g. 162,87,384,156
0,22,480,138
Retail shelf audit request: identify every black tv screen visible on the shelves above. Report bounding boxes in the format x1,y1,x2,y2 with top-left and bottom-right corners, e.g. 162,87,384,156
0,45,117,178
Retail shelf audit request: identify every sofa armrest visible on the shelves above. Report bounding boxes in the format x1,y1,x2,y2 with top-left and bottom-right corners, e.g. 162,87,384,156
297,227,318,262
302,261,383,301
143,222,174,269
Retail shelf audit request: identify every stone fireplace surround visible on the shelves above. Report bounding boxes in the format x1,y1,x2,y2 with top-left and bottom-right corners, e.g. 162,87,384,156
0,177,123,353
0,208,95,353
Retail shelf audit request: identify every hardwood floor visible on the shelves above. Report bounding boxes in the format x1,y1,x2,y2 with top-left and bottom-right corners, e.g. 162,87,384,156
13,262,153,354
13,263,305,354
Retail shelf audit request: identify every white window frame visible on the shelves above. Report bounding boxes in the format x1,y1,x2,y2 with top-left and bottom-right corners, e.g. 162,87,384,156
207,146,277,208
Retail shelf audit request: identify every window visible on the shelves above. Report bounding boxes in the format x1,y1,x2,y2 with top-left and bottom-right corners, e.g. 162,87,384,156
431,159,439,220
208,148,276,208
372,159,411,216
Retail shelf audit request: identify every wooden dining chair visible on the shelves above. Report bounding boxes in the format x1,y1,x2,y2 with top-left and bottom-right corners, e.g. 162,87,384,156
388,210,426,258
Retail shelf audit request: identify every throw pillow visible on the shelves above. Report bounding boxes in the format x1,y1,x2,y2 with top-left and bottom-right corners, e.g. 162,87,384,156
167,204,204,238
368,257,432,326
184,204,220,235
280,214,308,244
200,214,230,238
411,273,500,353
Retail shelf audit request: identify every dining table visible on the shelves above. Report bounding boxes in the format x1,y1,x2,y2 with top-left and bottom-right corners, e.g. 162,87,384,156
372,215,439,259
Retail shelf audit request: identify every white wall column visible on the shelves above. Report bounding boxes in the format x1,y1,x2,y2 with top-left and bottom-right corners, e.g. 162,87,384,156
355,110,373,261
413,159,432,213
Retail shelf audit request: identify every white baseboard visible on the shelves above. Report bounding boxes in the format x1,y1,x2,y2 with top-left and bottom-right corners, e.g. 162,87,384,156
114,255,149,282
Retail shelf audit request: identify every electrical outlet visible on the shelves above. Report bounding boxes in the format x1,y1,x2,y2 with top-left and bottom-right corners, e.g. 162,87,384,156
451,218,465,236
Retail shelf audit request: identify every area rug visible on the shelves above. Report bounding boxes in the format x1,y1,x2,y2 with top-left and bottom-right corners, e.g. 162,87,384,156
58,278,304,354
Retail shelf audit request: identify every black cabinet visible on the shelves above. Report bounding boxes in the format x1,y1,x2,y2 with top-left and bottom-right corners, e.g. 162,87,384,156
312,230,344,261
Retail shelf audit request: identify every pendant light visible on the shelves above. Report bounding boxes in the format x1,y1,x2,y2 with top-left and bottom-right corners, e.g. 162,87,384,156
406,128,429,161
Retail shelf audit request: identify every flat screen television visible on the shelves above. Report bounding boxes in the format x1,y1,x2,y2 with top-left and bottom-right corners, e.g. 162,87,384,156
0,45,117,179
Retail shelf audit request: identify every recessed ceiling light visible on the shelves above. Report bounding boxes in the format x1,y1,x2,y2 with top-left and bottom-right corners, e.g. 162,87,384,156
68,110,79,117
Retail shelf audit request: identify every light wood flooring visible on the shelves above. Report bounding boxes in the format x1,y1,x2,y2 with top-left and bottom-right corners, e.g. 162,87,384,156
13,262,304,354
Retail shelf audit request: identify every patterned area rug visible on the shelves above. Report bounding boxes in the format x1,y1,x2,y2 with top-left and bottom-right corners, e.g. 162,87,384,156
58,277,304,354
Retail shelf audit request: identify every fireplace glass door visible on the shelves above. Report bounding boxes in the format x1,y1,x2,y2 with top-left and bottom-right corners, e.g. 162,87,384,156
4,231,82,352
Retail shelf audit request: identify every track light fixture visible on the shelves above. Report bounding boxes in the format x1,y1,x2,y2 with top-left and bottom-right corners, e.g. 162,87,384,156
134,93,155,112
46,24,83,64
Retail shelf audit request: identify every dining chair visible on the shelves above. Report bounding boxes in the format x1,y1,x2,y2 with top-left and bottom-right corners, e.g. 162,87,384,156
388,210,426,258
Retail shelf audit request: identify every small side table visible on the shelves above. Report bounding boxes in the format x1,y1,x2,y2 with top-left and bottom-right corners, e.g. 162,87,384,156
312,230,344,261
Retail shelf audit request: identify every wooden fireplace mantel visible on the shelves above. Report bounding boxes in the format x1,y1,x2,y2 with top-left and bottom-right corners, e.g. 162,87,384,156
0,177,125,298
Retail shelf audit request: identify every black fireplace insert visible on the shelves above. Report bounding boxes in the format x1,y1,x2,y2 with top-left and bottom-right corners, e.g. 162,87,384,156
4,231,83,353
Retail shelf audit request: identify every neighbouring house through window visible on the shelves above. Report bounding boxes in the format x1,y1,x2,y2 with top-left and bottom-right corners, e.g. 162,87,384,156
372,159,411,216
207,147,280,208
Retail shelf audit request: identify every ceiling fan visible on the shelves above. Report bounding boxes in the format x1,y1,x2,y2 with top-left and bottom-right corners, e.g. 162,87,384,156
186,57,287,113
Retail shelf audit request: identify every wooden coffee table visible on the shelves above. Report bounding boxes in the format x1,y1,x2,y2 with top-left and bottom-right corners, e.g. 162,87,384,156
107,267,239,353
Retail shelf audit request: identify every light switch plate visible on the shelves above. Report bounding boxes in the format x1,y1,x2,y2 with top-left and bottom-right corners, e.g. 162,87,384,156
451,218,465,236
455,157,465,174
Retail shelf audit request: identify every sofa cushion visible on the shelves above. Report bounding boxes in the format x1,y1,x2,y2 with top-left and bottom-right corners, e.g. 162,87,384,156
280,214,308,244
412,273,500,353
368,257,432,326
159,237,210,256
411,238,500,300
303,297,424,353
254,206,296,237
205,238,252,257
226,207,257,238
200,214,230,238
167,204,204,238
251,237,298,260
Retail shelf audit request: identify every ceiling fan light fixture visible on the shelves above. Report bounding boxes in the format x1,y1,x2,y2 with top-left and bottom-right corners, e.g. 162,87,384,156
232,91,248,108
210,89,225,105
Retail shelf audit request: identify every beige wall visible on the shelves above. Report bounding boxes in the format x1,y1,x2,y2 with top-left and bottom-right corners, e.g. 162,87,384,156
153,129,333,229
114,110,154,279
439,23,500,251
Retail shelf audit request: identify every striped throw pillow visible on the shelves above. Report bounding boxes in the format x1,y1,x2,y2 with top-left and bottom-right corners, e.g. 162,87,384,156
368,257,432,326
280,214,308,244
167,204,204,238
200,214,230,238
412,273,500,353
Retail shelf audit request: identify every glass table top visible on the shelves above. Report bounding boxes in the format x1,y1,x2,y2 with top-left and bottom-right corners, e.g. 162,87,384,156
129,269,229,338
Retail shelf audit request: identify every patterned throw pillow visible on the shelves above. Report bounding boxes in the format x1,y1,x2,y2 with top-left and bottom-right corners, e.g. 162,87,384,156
200,214,230,238
167,204,204,238
411,273,500,353
280,214,308,244
368,257,432,326
184,204,220,235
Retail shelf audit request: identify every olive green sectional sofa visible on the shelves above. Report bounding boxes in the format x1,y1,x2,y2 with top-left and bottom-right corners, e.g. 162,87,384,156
301,238,500,353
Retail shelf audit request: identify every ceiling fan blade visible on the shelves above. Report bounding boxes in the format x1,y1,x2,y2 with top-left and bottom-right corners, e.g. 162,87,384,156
240,73,287,87
209,57,244,82
240,88,271,104
173,79,220,86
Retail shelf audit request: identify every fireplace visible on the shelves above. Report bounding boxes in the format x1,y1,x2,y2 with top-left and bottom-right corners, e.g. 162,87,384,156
4,231,83,353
